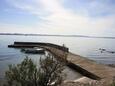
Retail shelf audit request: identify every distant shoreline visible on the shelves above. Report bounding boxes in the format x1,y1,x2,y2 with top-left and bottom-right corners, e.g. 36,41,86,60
0,33,115,39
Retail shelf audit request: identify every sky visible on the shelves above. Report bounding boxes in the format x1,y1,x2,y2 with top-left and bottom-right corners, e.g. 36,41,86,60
0,0,115,36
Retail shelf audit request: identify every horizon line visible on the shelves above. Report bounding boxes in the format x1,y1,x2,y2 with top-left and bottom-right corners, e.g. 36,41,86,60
0,33,115,39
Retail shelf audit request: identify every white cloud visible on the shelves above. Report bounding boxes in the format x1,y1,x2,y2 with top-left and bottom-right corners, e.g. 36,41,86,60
0,23,41,34
3,0,115,36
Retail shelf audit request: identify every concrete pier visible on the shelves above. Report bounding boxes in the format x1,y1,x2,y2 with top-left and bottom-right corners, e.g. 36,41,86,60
8,42,115,85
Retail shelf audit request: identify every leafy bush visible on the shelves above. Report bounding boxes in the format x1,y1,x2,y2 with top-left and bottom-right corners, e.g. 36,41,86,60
111,76,115,86
4,54,64,86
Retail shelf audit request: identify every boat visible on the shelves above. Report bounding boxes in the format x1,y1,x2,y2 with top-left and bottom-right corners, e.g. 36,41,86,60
21,48,45,54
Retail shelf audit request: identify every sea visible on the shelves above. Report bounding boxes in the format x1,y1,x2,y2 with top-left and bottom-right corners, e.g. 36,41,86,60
0,35,115,83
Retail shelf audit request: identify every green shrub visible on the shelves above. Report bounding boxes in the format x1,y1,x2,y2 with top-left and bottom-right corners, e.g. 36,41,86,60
5,54,64,86
111,77,115,86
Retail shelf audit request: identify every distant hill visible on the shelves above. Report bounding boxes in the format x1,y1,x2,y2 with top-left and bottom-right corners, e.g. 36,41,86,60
0,33,115,39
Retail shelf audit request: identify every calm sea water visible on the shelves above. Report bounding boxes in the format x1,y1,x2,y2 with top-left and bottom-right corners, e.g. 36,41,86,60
0,35,115,81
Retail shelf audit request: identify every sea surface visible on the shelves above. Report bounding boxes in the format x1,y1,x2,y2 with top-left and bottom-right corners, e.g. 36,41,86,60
0,35,115,82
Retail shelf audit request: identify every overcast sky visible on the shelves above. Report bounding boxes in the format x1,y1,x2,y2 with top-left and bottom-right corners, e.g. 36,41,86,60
0,0,115,36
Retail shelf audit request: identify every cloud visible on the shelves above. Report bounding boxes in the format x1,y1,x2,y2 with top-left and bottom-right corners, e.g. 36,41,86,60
62,0,115,17
6,0,44,16
4,0,115,36
0,23,36,33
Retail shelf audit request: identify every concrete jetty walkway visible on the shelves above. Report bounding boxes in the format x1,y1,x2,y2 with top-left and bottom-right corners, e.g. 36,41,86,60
44,46,115,81
8,42,115,85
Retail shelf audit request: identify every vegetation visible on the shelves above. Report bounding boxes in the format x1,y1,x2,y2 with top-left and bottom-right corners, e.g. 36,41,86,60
111,77,115,86
4,54,64,86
